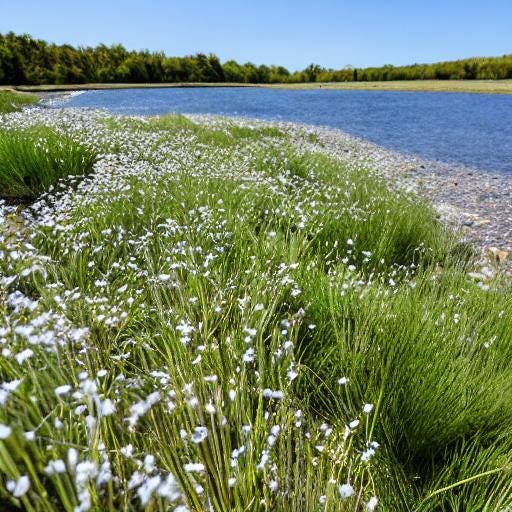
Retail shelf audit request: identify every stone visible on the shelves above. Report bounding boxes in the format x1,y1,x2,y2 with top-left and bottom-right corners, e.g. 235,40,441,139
488,247,510,264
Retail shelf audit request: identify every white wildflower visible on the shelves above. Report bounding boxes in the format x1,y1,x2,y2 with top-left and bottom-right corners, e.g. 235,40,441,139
349,419,360,429
24,431,35,441
366,496,378,510
7,475,30,497
363,403,374,414
67,448,78,470
243,348,255,362
339,483,355,499
45,459,66,475
75,461,98,488
15,349,34,364
144,454,156,473
128,471,144,490
120,444,134,458
157,473,181,500
55,385,72,397
100,399,116,416
184,463,205,473
191,426,208,444
137,475,161,505
0,424,12,439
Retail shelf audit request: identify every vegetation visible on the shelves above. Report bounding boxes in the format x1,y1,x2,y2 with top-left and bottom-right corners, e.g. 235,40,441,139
270,79,512,94
355,56,512,81
310,56,512,82
0,111,511,510
1,31,512,86
0,126,96,199
0,32,290,85
0,90,38,112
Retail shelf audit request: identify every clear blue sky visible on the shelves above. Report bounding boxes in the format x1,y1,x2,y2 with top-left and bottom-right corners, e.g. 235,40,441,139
1,0,511,70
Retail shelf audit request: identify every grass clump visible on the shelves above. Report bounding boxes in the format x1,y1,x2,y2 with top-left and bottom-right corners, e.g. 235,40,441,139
0,110,510,511
251,148,457,270
0,126,96,199
101,114,286,149
0,91,38,113
296,266,512,510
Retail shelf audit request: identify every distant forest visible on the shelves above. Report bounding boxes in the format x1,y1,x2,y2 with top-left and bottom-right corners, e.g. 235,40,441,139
1,32,512,85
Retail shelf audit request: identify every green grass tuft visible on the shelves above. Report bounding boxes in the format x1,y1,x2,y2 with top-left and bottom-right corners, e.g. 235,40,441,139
0,126,97,199
0,91,38,113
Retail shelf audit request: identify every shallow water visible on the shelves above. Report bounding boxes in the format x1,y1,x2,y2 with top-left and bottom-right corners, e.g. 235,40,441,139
57,87,512,173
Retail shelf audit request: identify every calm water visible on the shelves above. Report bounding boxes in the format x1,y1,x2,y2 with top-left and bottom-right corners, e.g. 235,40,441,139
58,87,512,173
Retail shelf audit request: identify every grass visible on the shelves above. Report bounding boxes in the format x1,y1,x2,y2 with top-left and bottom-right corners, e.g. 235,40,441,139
0,90,38,113
0,112,511,511
100,114,285,148
296,267,512,510
0,126,97,199
267,79,512,94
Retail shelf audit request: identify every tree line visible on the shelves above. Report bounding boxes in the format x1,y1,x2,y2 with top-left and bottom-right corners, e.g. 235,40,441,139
1,32,511,85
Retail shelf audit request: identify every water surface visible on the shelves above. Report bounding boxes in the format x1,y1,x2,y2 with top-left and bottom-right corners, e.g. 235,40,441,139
58,87,512,173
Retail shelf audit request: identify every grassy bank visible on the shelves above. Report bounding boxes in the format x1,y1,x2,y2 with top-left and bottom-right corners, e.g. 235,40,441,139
0,111,511,511
0,90,38,113
268,79,512,94
4,79,512,94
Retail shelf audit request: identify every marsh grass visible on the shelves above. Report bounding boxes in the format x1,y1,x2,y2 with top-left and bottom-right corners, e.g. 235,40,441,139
0,112,511,511
0,126,97,199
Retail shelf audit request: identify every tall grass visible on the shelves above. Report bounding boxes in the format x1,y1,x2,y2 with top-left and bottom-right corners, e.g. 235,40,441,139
296,266,512,510
0,112,510,511
0,126,97,199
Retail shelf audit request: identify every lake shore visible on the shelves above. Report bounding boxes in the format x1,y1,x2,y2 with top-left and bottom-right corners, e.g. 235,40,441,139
2,78,512,94
268,79,512,94
186,113,512,261
4,104,512,267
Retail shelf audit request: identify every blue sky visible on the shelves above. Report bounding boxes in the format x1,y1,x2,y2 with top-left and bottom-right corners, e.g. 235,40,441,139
1,0,510,70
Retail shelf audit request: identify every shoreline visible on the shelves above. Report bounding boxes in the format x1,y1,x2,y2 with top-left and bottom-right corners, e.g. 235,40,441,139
186,113,512,255
3,104,512,262
1,83,254,93
2,79,512,95
267,79,512,94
